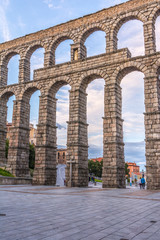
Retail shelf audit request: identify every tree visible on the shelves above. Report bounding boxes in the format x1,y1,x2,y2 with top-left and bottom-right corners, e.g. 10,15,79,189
29,143,35,169
88,160,103,178
5,139,9,158
125,163,130,178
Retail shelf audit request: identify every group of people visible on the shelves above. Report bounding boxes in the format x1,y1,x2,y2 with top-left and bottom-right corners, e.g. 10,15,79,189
139,177,145,189
89,176,96,185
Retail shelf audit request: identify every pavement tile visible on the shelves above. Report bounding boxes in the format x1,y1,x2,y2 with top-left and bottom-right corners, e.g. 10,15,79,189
0,185,160,240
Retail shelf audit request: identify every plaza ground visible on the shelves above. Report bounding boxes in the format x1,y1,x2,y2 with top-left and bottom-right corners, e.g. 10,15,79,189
0,185,160,240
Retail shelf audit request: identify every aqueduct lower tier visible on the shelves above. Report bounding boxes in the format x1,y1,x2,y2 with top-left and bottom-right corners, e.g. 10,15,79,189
0,0,160,189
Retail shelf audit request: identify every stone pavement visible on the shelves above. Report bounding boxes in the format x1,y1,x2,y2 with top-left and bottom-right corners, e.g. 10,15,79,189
0,185,160,240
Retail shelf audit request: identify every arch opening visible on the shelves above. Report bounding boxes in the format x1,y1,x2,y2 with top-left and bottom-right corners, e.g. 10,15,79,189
55,39,73,64
30,48,44,80
29,90,41,171
7,95,16,124
84,30,106,57
85,77,105,187
120,71,145,184
56,84,71,186
118,19,144,57
7,54,20,85
155,15,160,52
0,92,15,166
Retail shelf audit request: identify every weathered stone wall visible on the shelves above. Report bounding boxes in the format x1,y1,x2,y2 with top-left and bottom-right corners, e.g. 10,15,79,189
0,0,160,189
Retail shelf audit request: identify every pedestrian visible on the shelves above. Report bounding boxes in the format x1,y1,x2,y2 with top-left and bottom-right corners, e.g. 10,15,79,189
93,176,96,186
141,176,145,189
130,177,132,186
135,178,137,187
139,177,142,189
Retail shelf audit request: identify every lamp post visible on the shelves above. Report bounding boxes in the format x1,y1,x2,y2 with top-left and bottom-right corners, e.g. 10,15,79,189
67,157,75,187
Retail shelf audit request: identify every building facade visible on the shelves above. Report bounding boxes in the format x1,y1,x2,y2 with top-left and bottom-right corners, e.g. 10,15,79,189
127,162,140,176
56,149,67,165
6,122,37,145
90,158,103,163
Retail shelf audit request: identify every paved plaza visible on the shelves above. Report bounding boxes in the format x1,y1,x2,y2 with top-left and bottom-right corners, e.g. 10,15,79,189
0,185,160,240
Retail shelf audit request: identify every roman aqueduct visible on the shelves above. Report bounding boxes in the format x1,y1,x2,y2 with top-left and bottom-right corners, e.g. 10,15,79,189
0,0,160,189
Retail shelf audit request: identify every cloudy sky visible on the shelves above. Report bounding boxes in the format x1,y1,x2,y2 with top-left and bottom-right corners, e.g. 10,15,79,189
3,0,160,171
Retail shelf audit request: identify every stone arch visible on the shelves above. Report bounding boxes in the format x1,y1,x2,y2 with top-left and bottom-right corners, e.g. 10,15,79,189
22,42,46,81
24,41,46,60
1,51,21,86
149,7,160,25
0,90,16,166
20,83,43,103
0,90,16,128
79,24,107,45
0,90,15,102
2,50,21,65
49,34,76,53
49,34,75,65
47,76,72,98
152,58,160,74
79,69,108,91
67,68,107,188
150,7,160,52
112,62,147,85
111,12,146,51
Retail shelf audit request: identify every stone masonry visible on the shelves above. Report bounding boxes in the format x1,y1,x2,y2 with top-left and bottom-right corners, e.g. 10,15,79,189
0,0,160,189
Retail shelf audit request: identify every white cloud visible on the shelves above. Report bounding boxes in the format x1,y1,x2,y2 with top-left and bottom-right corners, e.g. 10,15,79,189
156,16,160,51
138,161,146,165
121,72,145,142
56,86,70,146
87,79,105,148
30,51,44,79
118,20,145,57
1,0,10,8
0,0,10,41
30,119,38,128
43,0,64,10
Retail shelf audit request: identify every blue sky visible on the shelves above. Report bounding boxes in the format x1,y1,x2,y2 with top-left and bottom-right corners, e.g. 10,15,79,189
2,0,160,171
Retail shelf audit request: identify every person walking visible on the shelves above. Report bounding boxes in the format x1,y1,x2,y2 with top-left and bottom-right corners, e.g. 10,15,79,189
139,177,142,189
141,176,145,189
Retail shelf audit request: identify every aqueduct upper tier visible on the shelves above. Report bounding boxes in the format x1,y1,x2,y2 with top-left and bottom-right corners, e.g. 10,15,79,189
0,0,160,189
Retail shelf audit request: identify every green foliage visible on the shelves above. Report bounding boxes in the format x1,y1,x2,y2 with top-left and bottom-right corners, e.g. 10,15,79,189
95,179,102,182
125,163,130,178
0,168,14,177
30,168,34,177
5,140,35,170
5,139,9,159
29,143,35,169
88,160,103,178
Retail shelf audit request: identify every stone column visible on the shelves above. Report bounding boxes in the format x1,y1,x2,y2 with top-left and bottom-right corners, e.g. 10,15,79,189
103,83,125,188
44,51,54,67
0,100,7,166
71,43,87,61
66,89,88,187
19,58,30,83
7,99,30,177
0,64,8,87
144,72,160,190
32,95,57,185
106,34,117,53
143,22,156,55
